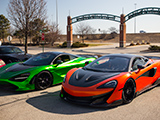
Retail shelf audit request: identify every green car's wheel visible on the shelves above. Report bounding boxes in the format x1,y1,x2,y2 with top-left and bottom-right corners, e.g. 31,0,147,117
122,79,136,104
35,71,53,90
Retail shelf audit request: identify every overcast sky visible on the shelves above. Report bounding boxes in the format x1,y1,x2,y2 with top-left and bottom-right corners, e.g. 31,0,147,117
1,0,160,34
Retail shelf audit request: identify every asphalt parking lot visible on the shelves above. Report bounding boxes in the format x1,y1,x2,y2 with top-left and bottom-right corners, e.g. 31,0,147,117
0,43,160,120
19,42,160,56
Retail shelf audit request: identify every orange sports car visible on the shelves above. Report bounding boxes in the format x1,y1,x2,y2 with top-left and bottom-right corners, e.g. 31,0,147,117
60,54,160,107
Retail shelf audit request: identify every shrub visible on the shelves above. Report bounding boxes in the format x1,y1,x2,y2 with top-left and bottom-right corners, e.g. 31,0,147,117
61,41,89,48
141,40,145,45
146,41,150,44
61,41,67,48
2,42,11,45
148,45,160,51
136,41,141,45
71,42,88,48
130,41,135,46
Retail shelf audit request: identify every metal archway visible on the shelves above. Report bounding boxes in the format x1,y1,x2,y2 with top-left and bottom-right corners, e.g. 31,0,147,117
71,13,120,24
67,7,160,48
125,7,160,22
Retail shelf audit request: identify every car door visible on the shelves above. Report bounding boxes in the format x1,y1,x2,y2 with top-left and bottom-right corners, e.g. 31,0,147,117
53,54,79,78
130,57,156,92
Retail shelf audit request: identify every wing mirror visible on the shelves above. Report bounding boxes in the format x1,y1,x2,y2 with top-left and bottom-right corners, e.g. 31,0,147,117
85,61,89,66
137,64,145,70
56,60,63,65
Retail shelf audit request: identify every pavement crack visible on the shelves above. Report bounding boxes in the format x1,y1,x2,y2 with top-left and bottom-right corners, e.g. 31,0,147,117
0,96,29,107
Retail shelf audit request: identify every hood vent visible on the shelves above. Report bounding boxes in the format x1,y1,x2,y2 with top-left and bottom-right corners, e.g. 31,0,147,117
69,69,120,87
5,63,34,72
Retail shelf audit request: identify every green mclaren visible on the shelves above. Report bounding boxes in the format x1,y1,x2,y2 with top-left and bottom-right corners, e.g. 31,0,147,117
0,52,96,91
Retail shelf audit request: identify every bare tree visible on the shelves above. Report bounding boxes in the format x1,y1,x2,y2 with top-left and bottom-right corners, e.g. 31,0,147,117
13,29,24,44
7,0,47,54
45,22,61,46
108,27,118,33
8,26,15,36
75,23,93,43
87,26,97,40
107,27,118,39
29,18,47,44
99,29,107,39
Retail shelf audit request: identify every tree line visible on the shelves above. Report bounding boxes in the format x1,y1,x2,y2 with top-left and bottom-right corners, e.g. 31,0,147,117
0,0,118,54
0,0,61,54
74,22,118,43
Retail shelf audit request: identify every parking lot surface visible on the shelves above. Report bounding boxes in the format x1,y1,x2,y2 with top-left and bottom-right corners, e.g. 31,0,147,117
1,43,160,120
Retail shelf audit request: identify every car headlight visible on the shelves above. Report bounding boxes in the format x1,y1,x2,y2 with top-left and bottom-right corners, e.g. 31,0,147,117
63,75,66,83
97,80,117,89
9,73,30,82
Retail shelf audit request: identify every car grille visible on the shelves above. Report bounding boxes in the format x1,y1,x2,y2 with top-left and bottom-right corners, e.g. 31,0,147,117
0,82,18,91
62,88,113,105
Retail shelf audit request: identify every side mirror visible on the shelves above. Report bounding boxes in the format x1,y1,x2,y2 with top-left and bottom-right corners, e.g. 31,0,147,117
85,61,89,66
137,64,145,70
56,60,63,65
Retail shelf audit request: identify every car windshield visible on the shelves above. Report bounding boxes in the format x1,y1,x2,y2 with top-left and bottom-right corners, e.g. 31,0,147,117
0,47,23,54
84,56,130,72
23,53,56,66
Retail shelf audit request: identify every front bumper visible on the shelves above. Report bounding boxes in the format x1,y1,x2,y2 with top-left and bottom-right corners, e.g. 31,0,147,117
0,81,18,91
0,79,35,91
60,88,123,107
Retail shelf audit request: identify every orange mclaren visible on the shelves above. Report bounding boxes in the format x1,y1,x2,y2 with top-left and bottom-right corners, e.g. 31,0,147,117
60,54,160,107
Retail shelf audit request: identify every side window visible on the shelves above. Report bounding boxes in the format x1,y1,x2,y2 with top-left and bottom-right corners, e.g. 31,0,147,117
131,57,146,71
53,55,70,64
61,55,70,62
70,55,77,60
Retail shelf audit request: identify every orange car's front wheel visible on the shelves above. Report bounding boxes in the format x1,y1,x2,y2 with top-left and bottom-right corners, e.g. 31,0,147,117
122,78,136,104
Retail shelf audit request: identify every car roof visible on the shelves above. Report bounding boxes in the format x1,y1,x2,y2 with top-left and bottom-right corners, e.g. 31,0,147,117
0,45,17,48
38,51,77,56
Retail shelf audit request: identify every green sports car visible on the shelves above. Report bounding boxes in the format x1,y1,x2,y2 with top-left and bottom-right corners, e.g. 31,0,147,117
0,52,96,91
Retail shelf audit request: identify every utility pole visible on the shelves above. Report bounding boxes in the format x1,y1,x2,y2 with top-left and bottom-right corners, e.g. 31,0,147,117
56,0,58,29
134,3,137,33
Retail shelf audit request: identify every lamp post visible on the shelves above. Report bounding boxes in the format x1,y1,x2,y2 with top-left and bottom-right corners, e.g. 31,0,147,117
134,3,137,33
40,28,46,52
56,0,58,30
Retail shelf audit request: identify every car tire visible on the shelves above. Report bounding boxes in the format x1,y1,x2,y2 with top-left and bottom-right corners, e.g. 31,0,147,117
122,78,136,104
35,71,53,90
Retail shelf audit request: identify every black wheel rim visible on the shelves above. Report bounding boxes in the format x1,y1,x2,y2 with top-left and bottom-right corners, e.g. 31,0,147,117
123,80,135,102
37,73,52,89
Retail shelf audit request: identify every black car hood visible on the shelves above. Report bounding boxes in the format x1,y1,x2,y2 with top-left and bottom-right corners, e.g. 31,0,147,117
69,69,121,87
5,63,34,72
7,53,32,61
0,53,32,61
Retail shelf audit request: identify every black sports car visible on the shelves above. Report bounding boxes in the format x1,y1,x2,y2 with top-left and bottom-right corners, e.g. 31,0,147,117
0,46,32,64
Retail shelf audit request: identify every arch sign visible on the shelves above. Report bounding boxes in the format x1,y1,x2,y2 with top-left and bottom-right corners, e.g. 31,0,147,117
67,7,160,48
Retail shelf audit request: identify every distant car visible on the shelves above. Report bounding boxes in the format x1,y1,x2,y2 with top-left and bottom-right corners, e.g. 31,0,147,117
0,52,96,91
0,46,32,64
0,59,5,68
60,54,160,107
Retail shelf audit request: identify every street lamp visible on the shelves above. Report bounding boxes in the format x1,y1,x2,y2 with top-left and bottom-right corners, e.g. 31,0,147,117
134,3,137,33
56,0,58,30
